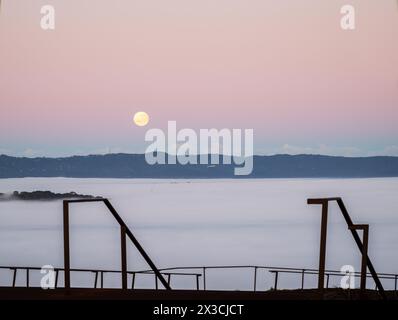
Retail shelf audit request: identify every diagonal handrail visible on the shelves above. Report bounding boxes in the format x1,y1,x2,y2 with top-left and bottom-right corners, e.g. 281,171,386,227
63,198,171,290
336,199,382,295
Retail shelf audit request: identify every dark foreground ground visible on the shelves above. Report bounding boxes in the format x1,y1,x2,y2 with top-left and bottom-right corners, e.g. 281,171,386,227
0,287,396,300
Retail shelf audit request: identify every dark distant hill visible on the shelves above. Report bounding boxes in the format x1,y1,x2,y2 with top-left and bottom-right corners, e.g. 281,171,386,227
1,153,398,178
0,191,99,201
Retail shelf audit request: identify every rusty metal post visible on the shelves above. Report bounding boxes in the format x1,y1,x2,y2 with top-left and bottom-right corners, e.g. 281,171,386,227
308,199,329,291
26,269,29,288
63,201,71,289
120,225,127,290
131,273,136,289
253,267,257,292
319,201,328,291
326,274,330,289
362,226,369,292
12,269,16,287
273,271,279,290
94,271,98,288
55,270,59,288
203,267,206,291
196,275,200,290
349,224,369,292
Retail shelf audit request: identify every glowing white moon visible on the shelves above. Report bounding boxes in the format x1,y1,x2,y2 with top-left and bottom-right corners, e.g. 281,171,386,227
133,111,149,127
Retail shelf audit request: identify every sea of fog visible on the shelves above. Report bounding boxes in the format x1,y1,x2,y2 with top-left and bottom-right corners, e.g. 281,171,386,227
0,178,397,291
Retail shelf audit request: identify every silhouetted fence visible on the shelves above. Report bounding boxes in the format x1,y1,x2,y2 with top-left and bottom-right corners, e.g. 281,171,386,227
1,265,397,292
2,197,396,299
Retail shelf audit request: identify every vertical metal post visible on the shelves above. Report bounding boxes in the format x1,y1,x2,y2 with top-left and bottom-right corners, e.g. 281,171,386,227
26,269,29,288
318,201,328,291
55,270,59,288
94,271,98,288
131,273,136,289
12,269,17,287
253,267,257,292
196,275,200,290
308,199,330,292
349,224,369,292
100,271,104,288
120,225,127,290
301,269,305,290
203,267,206,291
361,226,369,292
63,201,71,289
273,271,278,290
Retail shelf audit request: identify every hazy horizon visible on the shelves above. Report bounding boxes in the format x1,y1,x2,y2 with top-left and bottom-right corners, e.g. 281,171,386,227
2,151,398,159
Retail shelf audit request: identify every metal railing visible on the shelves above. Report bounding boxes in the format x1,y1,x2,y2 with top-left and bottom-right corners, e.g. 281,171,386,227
308,197,387,299
0,266,201,290
151,265,398,292
62,198,171,290
1,265,397,293
1,196,396,298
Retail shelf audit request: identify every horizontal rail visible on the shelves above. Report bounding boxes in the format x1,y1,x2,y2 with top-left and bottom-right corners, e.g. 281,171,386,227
2,265,397,292
136,265,398,278
0,266,202,290
3,265,394,279
0,266,201,276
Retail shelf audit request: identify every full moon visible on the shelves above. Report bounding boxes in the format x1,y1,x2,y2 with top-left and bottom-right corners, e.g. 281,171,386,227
133,111,149,126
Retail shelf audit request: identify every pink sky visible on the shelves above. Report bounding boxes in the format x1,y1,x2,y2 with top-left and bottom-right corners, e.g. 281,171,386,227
0,0,397,156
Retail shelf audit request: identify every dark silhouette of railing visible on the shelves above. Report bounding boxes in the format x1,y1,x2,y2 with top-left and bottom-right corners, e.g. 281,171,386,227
2,196,395,300
1,265,397,293
0,266,201,290
308,197,386,299
63,198,171,290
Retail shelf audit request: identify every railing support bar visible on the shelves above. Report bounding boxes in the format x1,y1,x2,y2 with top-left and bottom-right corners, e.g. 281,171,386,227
12,269,17,287
26,269,29,288
253,267,257,292
120,225,127,290
63,201,70,289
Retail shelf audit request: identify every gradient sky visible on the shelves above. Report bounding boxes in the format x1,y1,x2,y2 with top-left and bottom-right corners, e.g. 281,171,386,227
0,0,397,157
